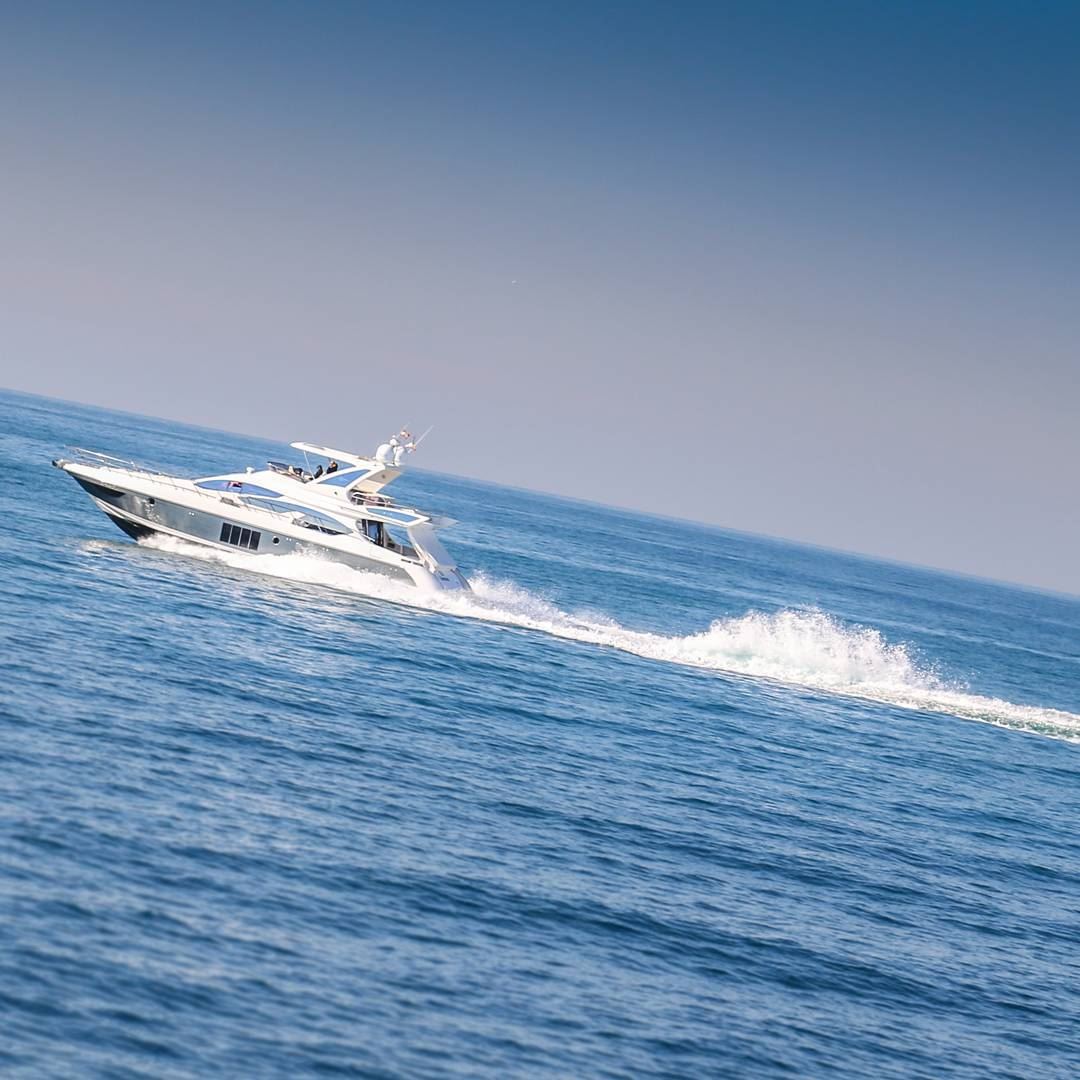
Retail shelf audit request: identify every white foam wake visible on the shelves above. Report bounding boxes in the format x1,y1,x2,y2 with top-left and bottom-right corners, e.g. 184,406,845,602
136,536,1080,743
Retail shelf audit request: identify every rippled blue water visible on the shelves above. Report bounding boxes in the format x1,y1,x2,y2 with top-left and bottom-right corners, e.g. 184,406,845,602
3,388,1079,1078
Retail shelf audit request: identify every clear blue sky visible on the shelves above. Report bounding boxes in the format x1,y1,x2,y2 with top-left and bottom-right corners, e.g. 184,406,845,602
1,1,1077,593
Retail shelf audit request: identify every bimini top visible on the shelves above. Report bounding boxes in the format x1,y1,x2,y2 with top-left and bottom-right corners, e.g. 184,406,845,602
289,442,366,467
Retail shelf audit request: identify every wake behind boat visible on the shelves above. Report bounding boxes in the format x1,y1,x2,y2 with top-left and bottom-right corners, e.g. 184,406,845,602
54,432,469,591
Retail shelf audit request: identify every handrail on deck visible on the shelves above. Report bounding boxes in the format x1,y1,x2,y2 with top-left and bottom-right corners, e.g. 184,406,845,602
68,447,166,474
64,447,197,494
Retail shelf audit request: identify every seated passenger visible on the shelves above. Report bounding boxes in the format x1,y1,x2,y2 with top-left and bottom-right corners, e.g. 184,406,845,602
313,465,324,479
326,460,339,474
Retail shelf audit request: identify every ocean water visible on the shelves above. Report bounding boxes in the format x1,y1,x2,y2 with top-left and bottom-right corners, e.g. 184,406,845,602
2,387,1079,1079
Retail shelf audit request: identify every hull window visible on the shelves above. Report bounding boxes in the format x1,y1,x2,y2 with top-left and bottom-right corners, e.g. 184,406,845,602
219,522,261,550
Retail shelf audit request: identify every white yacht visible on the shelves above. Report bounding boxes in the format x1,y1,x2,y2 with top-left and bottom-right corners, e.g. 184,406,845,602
53,438,469,591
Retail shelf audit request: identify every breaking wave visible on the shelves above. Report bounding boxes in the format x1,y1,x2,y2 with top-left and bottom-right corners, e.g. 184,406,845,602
136,535,1080,743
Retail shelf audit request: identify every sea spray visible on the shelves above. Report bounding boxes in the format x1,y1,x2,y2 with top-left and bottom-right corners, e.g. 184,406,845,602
137,534,1080,742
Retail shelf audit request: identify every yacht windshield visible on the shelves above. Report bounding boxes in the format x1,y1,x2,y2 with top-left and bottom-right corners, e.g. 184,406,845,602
243,498,348,534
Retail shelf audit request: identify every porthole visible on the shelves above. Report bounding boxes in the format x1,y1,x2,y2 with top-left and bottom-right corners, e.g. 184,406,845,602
272,536,280,544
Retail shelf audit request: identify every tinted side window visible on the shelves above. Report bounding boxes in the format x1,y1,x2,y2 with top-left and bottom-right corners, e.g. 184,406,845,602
219,522,261,550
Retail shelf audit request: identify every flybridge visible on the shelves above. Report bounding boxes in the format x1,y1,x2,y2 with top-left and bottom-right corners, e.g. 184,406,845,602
284,440,402,496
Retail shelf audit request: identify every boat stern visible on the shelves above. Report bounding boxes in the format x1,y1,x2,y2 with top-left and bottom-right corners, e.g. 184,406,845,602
406,522,471,592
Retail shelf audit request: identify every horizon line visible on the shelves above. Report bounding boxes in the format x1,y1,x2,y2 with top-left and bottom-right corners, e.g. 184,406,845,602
6,382,1078,605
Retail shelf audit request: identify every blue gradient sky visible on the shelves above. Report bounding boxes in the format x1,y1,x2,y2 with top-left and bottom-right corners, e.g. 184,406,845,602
1,2,1078,592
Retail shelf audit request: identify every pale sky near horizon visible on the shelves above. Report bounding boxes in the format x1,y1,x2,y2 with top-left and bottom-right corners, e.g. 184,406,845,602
1,2,1078,594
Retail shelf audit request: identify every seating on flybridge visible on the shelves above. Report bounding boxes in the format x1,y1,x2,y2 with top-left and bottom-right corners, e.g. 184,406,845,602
53,424,469,591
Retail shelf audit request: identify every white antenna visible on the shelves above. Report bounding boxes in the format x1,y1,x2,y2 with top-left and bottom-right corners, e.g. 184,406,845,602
413,424,434,447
